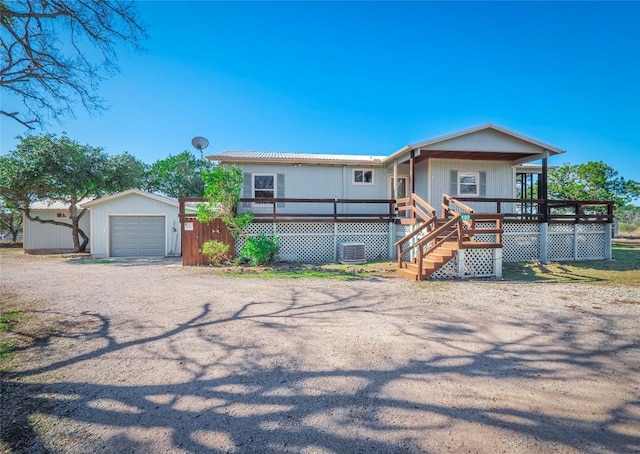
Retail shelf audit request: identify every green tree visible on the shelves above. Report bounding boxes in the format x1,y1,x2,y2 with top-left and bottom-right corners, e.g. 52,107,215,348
197,165,253,238
146,151,212,198
0,201,22,242
0,133,147,252
1,0,147,128
548,161,640,207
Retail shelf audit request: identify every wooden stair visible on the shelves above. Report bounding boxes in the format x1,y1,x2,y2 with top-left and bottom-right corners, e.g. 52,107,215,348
397,240,459,280
395,194,504,281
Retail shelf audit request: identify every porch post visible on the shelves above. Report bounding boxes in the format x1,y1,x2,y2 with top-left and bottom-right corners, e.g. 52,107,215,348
409,150,415,195
393,159,398,199
541,154,549,223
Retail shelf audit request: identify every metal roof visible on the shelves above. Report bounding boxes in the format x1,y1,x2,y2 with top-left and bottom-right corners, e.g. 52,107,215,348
208,150,386,164
30,199,93,210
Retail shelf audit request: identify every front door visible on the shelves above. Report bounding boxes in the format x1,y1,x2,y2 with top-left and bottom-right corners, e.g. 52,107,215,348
390,176,408,199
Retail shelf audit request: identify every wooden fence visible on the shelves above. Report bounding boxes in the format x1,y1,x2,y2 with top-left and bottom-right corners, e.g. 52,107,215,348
179,199,234,266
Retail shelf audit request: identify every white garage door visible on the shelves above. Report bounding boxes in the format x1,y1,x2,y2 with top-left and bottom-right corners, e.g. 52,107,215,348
109,216,165,257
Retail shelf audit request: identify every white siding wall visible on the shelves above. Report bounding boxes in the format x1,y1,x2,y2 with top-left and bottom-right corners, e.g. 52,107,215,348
238,163,390,215
429,159,514,213
24,210,91,251
90,194,181,258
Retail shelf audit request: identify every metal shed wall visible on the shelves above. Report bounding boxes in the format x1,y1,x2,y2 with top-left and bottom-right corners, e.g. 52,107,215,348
90,193,181,258
23,210,91,251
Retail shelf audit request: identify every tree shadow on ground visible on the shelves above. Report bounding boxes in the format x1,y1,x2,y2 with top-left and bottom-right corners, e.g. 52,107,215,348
2,291,639,453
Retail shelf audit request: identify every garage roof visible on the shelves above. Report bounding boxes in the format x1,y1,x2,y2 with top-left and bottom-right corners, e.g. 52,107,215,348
81,189,179,207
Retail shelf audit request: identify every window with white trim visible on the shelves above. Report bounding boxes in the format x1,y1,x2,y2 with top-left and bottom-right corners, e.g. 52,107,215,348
353,169,374,185
458,172,480,196
253,174,275,199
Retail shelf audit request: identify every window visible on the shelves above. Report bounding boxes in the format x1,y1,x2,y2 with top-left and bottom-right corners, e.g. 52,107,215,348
353,169,374,185
253,174,275,198
458,172,479,196
56,212,67,218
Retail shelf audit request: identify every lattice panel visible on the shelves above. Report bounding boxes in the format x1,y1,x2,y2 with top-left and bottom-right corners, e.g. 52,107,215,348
464,249,494,276
577,224,606,233
503,234,540,262
275,223,334,235
278,235,335,262
395,225,413,236
547,234,573,260
576,233,606,259
336,235,387,261
430,256,458,279
337,222,388,234
245,224,276,235
503,223,539,234
549,223,573,234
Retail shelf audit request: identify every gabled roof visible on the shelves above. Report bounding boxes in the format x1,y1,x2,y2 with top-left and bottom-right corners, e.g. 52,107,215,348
207,124,565,166
81,189,179,208
208,150,385,166
385,123,564,163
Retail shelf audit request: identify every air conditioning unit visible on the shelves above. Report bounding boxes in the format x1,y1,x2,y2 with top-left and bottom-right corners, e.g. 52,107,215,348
338,242,366,264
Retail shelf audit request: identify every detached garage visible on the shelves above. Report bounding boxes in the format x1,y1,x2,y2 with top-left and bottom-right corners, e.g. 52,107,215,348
84,190,182,258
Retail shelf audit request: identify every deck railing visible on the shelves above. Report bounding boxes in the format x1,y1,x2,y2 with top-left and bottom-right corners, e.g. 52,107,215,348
238,197,395,222
180,196,614,224
450,196,614,223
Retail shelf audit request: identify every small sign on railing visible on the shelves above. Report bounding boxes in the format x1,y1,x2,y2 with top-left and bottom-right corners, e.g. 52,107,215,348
460,214,471,221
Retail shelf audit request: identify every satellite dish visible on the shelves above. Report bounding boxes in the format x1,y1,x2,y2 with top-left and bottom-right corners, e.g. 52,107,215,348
191,136,209,152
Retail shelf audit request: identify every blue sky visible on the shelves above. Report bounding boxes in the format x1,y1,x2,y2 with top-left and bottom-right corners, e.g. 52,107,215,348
2,1,639,184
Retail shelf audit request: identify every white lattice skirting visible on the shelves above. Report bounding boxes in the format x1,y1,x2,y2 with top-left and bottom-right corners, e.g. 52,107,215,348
235,222,612,276
236,222,391,263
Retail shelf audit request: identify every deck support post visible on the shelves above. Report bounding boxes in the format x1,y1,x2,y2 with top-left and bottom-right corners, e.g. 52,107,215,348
388,222,396,259
333,223,338,262
604,223,612,260
540,222,548,262
573,224,579,260
493,248,503,278
456,250,465,278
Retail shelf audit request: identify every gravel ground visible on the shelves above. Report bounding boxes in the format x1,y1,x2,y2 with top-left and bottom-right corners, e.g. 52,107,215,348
1,250,639,454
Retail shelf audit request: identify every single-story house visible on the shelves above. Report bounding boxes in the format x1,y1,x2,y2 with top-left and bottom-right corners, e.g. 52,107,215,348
23,190,183,258
207,123,564,215
196,123,612,279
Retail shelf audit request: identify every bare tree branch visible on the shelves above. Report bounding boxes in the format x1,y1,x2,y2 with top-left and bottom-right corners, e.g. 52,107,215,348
0,0,147,128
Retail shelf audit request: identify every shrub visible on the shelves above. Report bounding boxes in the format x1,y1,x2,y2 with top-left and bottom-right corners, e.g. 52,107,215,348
200,240,230,265
240,234,280,266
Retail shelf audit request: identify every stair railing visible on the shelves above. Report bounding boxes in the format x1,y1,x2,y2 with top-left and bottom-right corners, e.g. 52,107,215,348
397,193,437,222
395,217,436,268
442,194,504,247
396,212,463,279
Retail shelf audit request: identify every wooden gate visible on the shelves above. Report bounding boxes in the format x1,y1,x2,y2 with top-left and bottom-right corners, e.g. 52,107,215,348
179,198,235,266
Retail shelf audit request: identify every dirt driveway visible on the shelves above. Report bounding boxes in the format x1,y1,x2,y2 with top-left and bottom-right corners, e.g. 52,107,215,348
1,250,639,453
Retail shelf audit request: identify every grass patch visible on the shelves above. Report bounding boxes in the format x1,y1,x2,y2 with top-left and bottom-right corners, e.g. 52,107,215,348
0,339,18,361
503,239,640,285
0,309,20,332
0,308,22,361
217,261,397,280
